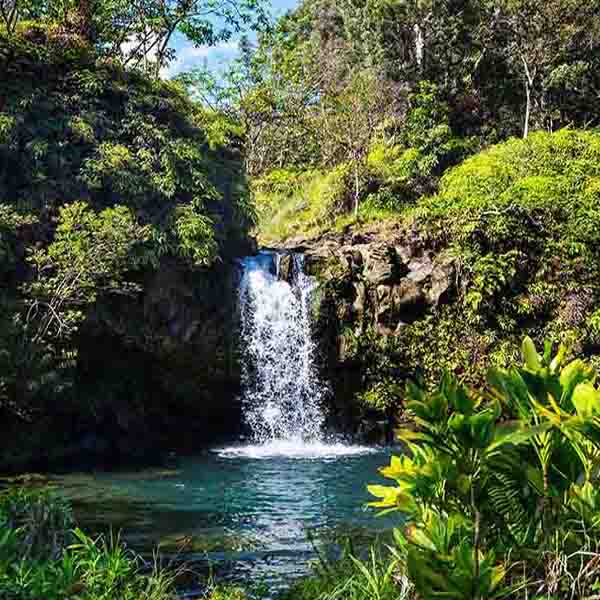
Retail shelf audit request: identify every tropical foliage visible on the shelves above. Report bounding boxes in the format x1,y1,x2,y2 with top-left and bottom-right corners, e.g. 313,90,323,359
338,130,600,416
369,338,600,599
0,488,178,600
230,0,599,245
0,20,253,470
0,0,269,77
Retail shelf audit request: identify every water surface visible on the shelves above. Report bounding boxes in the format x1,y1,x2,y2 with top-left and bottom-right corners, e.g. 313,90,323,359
56,446,398,589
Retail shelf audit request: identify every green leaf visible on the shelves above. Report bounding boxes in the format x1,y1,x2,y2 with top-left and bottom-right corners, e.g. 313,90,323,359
485,422,551,455
522,337,542,371
571,382,600,418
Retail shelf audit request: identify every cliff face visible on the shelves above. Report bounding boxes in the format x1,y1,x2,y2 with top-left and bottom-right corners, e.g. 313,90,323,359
1,255,248,472
79,258,245,451
276,222,473,442
304,229,455,335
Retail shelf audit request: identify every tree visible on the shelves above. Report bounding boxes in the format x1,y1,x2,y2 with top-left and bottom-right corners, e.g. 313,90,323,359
118,0,270,78
25,202,150,344
0,0,20,33
319,68,396,216
1,0,270,78
489,0,600,137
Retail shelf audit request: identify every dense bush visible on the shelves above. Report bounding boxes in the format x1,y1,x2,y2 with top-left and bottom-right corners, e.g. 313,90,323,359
368,338,600,599
0,26,252,260
366,83,478,209
342,131,600,410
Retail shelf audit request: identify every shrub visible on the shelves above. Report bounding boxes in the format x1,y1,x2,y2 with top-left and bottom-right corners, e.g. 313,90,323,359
0,488,73,561
364,130,600,395
370,337,600,599
25,202,150,343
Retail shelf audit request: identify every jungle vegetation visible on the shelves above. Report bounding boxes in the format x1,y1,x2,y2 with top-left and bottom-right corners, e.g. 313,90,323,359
0,1,262,470
202,0,600,420
284,339,600,599
2,0,600,597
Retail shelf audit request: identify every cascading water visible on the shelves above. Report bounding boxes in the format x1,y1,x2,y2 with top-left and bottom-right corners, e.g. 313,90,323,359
218,249,374,458
237,251,325,445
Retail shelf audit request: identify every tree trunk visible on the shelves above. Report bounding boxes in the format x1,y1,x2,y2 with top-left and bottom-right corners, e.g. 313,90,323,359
354,163,360,217
80,0,93,41
0,0,20,34
414,23,424,72
523,79,531,139
520,55,533,139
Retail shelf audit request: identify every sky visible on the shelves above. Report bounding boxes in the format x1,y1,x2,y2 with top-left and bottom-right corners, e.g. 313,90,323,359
164,0,300,79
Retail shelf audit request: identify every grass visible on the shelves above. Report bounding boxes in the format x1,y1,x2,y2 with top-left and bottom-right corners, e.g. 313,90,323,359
254,130,600,249
280,537,414,600
0,487,178,600
254,165,354,243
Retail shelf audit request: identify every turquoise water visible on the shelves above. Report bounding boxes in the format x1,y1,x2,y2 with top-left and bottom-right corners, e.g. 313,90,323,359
56,446,398,590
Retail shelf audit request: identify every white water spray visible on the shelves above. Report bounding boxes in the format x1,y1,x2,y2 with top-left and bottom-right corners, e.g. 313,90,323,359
238,252,325,444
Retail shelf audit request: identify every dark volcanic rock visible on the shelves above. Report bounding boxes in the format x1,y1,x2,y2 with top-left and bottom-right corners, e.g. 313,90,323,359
278,253,293,283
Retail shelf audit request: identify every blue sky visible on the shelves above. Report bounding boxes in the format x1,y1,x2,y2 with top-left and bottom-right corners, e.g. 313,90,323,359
163,0,299,78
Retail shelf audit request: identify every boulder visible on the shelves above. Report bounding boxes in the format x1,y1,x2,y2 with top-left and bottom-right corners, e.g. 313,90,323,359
352,281,367,319
278,253,293,283
363,245,397,285
395,244,414,265
407,254,434,283
375,284,393,323
304,242,338,276
426,255,456,306
394,279,425,309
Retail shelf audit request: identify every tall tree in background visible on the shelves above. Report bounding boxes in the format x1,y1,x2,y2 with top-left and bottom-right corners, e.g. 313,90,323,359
484,0,600,137
319,68,396,215
0,0,21,33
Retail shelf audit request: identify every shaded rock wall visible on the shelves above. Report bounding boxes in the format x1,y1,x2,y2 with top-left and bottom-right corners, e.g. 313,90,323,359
74,257,245,458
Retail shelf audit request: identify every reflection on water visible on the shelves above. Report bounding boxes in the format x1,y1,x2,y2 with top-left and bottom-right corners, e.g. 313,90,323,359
56,448,397,588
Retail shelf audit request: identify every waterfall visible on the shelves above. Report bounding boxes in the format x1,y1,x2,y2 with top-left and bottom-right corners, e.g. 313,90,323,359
237,251,325,445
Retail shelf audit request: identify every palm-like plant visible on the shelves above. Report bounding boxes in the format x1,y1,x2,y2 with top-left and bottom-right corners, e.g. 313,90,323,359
369,337,600,599
490,338,600,545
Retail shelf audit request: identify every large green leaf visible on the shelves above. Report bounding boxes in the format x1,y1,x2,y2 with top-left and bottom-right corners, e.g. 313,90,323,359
571,382,600,418
522,336,542,371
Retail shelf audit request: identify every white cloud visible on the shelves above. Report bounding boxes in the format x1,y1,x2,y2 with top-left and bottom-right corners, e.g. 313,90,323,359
161,41,239,79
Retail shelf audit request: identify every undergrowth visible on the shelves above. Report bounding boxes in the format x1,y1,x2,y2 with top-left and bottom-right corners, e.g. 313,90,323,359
0,488,178,600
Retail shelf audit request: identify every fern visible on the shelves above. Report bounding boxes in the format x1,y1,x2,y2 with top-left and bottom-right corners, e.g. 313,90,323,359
488,470,533,546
